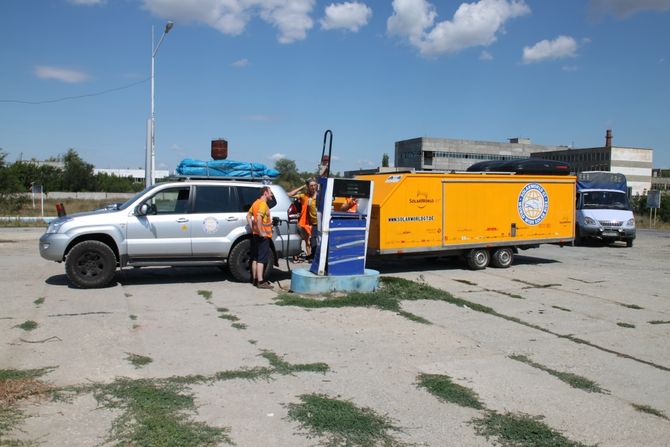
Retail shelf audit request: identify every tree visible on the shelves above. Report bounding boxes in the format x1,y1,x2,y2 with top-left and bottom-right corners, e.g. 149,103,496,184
62,149,94,192
382,153,390,168
274,158,303,190
0,149,27,213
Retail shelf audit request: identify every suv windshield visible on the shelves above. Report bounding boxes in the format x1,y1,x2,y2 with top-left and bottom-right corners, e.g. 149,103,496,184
581,191,629,210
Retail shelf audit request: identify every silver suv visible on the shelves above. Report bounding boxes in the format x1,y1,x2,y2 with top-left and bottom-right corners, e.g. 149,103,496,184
39,178,302,288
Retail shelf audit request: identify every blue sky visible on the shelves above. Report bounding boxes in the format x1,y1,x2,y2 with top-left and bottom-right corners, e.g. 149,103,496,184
1,0,669,173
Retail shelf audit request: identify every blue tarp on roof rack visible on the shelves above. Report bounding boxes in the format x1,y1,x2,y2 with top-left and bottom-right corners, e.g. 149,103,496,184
176,159,279,178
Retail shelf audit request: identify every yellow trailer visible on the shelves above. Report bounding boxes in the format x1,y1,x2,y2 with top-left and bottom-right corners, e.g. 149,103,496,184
354,172,576,269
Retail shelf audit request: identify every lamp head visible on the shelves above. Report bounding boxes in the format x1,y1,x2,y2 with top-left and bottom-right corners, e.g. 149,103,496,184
165,21,174,33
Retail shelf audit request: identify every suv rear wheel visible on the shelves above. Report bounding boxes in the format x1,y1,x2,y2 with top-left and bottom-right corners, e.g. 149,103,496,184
228,238,274,283
65,240,117,288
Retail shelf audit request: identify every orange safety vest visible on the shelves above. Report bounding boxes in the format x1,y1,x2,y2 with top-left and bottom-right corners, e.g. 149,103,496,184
249,199,273,238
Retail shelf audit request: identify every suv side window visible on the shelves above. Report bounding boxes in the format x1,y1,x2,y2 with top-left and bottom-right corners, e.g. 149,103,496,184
148,187,190,214
194,185,238,213
238,186,277,212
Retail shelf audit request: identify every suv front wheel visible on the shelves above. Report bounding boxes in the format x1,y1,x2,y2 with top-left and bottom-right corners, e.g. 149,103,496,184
65,240,117,288
228,238,274,283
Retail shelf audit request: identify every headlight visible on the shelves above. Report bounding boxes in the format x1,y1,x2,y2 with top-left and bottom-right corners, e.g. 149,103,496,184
46,221,63,234
583,217,597,225
626,218,635,227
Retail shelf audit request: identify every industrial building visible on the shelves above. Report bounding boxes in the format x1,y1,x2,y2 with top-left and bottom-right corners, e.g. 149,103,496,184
93,168,170,183
530,131,652,195
393,131,652,195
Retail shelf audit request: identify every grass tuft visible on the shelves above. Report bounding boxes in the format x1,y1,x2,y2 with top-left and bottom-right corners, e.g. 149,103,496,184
129,314,137,321
197,290,212,300
471,411,592,447
510,355,605,393
618,303,644,310
218,314,240,322
276,276,473,323
287,393,404,447
33,297,45,306
260,351,330,375
90,377,232,447
125,353,153,369
417,373,484,409
648,320,670,325
231,322,247,330
617,322,636,328
1,367,56,444
631,403,668,420
13,320,37,332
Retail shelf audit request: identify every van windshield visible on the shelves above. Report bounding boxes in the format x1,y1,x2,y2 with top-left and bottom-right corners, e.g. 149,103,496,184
581,191,629,210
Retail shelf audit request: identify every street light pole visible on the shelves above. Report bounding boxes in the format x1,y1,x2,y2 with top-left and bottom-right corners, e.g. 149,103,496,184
146,21,174,187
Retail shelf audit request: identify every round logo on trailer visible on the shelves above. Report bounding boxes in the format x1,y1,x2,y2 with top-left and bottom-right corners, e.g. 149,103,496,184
202,216,219,234
518,183,548,225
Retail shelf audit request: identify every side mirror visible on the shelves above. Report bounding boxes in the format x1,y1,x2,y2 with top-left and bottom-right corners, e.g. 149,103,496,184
136,203,150,216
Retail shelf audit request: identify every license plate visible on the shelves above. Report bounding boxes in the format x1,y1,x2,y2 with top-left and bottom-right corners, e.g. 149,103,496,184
603,231,618,237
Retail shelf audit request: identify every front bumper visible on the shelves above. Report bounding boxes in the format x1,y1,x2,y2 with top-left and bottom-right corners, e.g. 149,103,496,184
579,225,635,241
39,233,70,261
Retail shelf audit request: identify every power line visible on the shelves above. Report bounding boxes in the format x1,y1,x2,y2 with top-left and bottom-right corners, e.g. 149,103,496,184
0,78,150,105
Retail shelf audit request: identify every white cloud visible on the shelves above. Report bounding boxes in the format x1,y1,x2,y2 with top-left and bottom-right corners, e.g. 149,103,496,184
522,35,578,64
479,50,493,60
67,0,106,5
387,0,530,57
34,66,90,83
588,0,670,18
142,0,315,44
320,2,372,32
270,152,285,161
231,58,249,68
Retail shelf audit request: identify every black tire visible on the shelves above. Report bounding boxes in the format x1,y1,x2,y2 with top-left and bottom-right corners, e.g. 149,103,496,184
65,240,117,289
466,248,490,270
491,247,514,268
228,239,274,283
626,239,633,248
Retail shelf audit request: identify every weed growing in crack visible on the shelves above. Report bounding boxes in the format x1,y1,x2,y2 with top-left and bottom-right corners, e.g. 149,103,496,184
125,353,153,369
197,290,212,300
509,355,606,393
631,403,668,420
617,322,636,328
33,297,45,306
471,411,592,447
552,305,572,312
287,393,405,447
0,367,56,445
14,320,37,331
88,378,232,447
417,373,484,409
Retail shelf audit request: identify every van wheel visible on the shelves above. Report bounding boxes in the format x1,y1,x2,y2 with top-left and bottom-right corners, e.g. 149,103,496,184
626,239,633,248
228,239,274,282
491,247,514,268
466,248,490,270
65,240,117,288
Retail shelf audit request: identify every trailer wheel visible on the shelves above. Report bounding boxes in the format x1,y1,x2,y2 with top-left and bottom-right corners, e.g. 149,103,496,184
491,247,514,268
466,248,490,270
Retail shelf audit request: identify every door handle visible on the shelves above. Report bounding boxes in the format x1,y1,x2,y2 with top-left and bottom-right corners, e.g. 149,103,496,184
176,218,189,223
227,217,238,221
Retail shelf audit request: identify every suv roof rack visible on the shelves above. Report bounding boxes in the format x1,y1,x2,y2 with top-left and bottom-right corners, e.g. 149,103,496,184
168,175,274,184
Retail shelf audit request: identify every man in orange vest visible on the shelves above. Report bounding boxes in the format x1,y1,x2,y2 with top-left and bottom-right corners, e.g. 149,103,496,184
288,179,319,260
246,186,274,289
